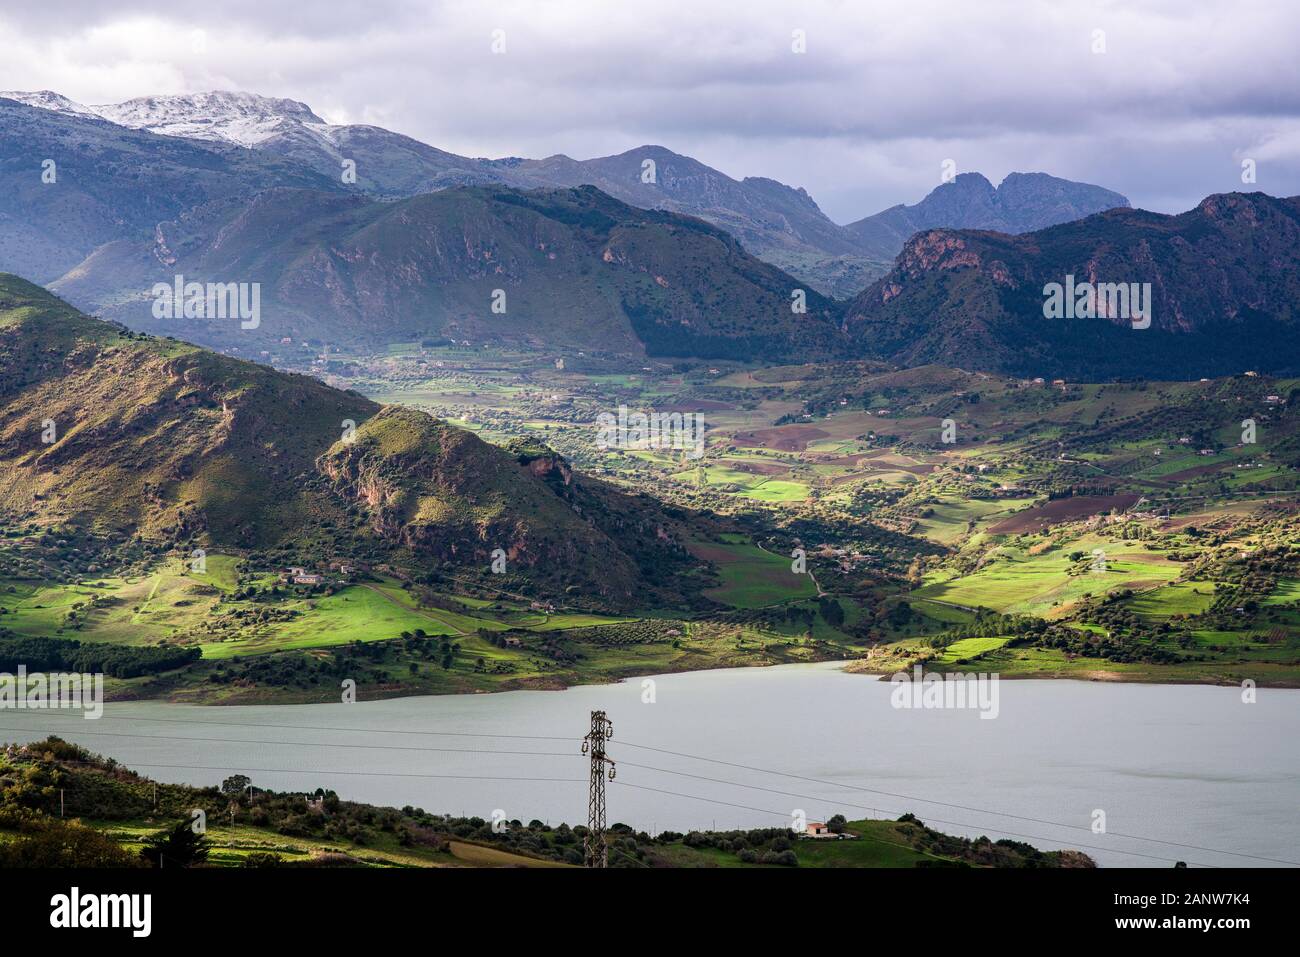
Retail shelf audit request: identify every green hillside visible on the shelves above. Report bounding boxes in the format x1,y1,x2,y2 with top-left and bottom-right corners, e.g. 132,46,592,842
0,275,704,610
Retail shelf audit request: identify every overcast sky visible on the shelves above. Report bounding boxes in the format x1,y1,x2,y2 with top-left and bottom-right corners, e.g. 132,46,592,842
2,0,1297,222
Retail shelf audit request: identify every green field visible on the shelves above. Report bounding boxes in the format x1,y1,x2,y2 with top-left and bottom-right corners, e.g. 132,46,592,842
0,563,229,644
1264,579,1300,606
5,336,1300,704
200,585,466,659
912,497,1037,545
938,636,1007,663
690,540,819,609
916,537,1182,615
1125,582,1220,620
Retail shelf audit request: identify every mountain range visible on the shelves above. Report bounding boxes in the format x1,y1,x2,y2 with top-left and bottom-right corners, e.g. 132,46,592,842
6,89,1298,380
0,90,1128,298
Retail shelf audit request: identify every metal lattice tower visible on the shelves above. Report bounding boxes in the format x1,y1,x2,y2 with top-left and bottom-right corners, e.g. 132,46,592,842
581,710,616,868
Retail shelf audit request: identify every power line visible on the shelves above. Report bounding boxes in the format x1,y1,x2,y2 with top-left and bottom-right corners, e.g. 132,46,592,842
613,742,1300,867
0,725,578,758
615,780,796,819
612,780,1220,868
110,763,584,783
13,712,575,741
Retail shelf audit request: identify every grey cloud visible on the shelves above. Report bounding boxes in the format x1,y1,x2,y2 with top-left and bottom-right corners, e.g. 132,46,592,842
3,0,1298,220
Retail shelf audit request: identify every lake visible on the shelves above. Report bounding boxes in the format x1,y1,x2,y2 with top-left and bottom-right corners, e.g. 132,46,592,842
4,663,1297,868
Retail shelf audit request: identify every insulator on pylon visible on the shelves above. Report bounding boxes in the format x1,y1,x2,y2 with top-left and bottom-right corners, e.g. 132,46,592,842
608,765,616,780
582,740,589,754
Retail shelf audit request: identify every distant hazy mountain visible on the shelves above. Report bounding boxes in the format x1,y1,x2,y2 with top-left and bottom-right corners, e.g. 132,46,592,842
846,172,1130,262
4,85,1295,383
1,85,1163,363
4,90,1134,301
490,145,888,297
91,91,333,146
53,185,845,362
843,192,1300,380
4,90,886,296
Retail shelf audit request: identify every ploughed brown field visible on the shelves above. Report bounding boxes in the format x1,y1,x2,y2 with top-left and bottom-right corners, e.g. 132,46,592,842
989,494,1142,534
729,460,790,476
686,542,745,563
732,424,829,451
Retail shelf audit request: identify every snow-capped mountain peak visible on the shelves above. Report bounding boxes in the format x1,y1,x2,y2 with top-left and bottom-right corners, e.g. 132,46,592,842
90,91,329,147
2,89,332,148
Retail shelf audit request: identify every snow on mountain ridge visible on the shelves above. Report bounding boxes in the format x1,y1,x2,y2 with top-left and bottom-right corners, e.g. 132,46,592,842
1,89,337,148
0,90,101,117
91,91,329,147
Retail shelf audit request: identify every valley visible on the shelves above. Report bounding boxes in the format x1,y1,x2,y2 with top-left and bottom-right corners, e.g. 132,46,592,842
2,0,1299,906
347,344,1300,688
5,278,1298,706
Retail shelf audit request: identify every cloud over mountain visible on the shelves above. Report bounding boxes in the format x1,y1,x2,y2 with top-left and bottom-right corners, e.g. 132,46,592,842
1,1,1297,220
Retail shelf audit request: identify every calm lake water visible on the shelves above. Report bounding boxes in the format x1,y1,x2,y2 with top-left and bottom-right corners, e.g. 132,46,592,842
5,663,1297,868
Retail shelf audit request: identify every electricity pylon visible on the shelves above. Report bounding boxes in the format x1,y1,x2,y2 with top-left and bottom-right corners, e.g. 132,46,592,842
582,710,616,868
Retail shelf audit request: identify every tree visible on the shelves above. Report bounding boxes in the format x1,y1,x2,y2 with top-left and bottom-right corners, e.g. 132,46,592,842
0,819,139,868
819,597,845,628
221,774,251,796
241,852,283,868
140,820,212,868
